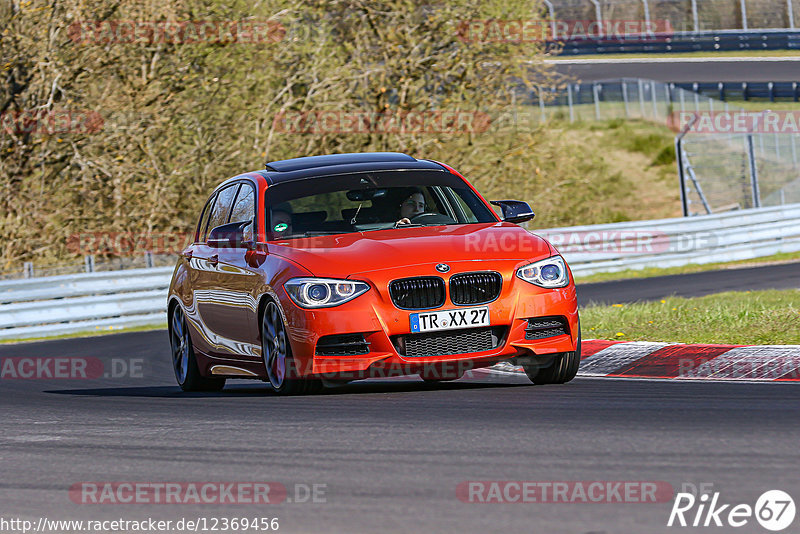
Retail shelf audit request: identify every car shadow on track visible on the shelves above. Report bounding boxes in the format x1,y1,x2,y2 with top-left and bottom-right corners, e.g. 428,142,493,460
45,377,533,398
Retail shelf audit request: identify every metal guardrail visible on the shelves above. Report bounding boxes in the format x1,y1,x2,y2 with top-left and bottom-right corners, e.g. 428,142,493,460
0,267,173,341
539,203,800,274
0,204,798,341
551,29,800,55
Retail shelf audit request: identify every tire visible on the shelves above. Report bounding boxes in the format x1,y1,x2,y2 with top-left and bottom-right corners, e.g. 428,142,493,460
169,307,226,392
261,300,322,395
524,319,582,385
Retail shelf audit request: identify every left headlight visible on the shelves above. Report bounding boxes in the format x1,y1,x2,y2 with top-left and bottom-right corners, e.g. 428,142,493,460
284,278,370,308
516,255,569,288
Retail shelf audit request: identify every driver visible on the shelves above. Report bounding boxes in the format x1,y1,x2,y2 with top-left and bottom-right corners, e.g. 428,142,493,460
396,189,426,226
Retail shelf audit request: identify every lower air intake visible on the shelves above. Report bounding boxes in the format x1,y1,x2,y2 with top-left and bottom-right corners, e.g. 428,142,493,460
394,327,505,357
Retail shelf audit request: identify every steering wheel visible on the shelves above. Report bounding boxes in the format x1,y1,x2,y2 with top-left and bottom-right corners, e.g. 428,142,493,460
409,212,456,225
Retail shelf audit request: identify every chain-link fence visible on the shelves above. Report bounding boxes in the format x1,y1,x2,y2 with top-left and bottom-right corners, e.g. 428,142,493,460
544,0,800,32
516,78,800,216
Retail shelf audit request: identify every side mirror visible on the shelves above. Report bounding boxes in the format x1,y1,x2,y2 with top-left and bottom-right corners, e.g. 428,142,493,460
490,200,535,223
207,221,251,249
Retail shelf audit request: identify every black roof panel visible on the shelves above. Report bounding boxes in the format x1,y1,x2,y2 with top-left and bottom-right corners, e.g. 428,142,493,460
266,152,417,173
261,153,446,184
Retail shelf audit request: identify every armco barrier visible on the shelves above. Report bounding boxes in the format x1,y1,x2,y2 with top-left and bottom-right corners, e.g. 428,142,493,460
0,267,173,340
551,29,800,55
0,203,798,341
542,202,800,275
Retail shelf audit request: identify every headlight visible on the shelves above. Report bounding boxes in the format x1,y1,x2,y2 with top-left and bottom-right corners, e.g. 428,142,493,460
284,278,370,308
516,255,569,288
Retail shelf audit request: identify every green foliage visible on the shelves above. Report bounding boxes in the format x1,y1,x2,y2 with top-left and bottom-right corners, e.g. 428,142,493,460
581,290,800,345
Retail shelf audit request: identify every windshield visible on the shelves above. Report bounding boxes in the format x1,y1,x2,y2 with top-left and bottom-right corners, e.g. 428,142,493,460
264,170,497,240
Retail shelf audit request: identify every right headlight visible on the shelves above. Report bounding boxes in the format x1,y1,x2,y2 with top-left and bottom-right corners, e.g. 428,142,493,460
516,255,569,288
284,278,370,308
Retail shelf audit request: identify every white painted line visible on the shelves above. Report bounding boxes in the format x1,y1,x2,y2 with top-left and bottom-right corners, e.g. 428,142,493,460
546,56,800,65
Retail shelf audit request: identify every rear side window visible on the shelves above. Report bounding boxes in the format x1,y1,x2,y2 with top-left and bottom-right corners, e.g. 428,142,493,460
206,184,239,234
229,183,256,241
196,194,216,242
229,184,255,224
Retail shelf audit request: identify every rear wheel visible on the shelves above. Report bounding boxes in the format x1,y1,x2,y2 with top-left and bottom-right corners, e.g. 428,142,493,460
169,307,226,392
524,319,581,385
261,300,322,395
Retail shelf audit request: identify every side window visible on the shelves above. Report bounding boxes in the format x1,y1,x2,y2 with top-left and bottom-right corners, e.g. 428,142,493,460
229,184,255,241
206,184,239,235
197,194,216,242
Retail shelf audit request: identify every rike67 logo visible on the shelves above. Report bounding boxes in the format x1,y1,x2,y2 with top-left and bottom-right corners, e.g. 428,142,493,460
668,489,796,531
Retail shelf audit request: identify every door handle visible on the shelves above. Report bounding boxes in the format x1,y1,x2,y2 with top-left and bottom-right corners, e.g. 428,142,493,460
208,254,219,266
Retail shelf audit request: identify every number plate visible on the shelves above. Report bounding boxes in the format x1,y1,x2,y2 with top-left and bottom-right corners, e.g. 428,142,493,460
409,306,490,334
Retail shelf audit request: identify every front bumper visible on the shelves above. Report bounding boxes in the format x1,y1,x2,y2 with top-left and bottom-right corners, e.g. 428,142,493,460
280,261,579,379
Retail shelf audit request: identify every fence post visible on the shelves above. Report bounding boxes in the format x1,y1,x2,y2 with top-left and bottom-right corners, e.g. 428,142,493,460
693,85,700,113
792,134,798,166
84,255,95,273
542,0,556,38
642,0,651,28
666,83,672,112
746,134,761,208
145,251,154,268
740,0,748,30
675,115,698,217
622,81,630,117
638,79,645,117
691,0,699,31
651,81,658,119
593,82,601,120
539,88,546,122
679,87,685,113
790,0,796,29
775,131,780,160
23,262,34,279
589,0,603,37
567,83,575,123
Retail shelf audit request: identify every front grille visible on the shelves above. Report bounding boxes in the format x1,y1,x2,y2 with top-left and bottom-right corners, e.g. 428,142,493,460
315,333,370,356
525,317,569,340
389,277,445,310
393,327,506,357
449,272,503,305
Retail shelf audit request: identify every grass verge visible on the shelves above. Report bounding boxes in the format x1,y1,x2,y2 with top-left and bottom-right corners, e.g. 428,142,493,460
0,322,166,345
573,252,800,284
580,289,800,345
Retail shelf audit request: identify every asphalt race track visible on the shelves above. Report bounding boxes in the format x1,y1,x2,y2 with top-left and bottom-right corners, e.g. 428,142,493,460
549,57,800,83
576,261,800,306
1,263,799,533
2,332,799,533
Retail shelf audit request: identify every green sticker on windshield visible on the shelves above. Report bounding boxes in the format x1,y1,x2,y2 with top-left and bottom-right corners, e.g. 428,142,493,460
274,223,288,232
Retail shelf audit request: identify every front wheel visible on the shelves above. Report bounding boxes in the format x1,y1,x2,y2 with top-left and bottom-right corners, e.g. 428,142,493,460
523,320,581,385
169,307,226,392
261,300,322,395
